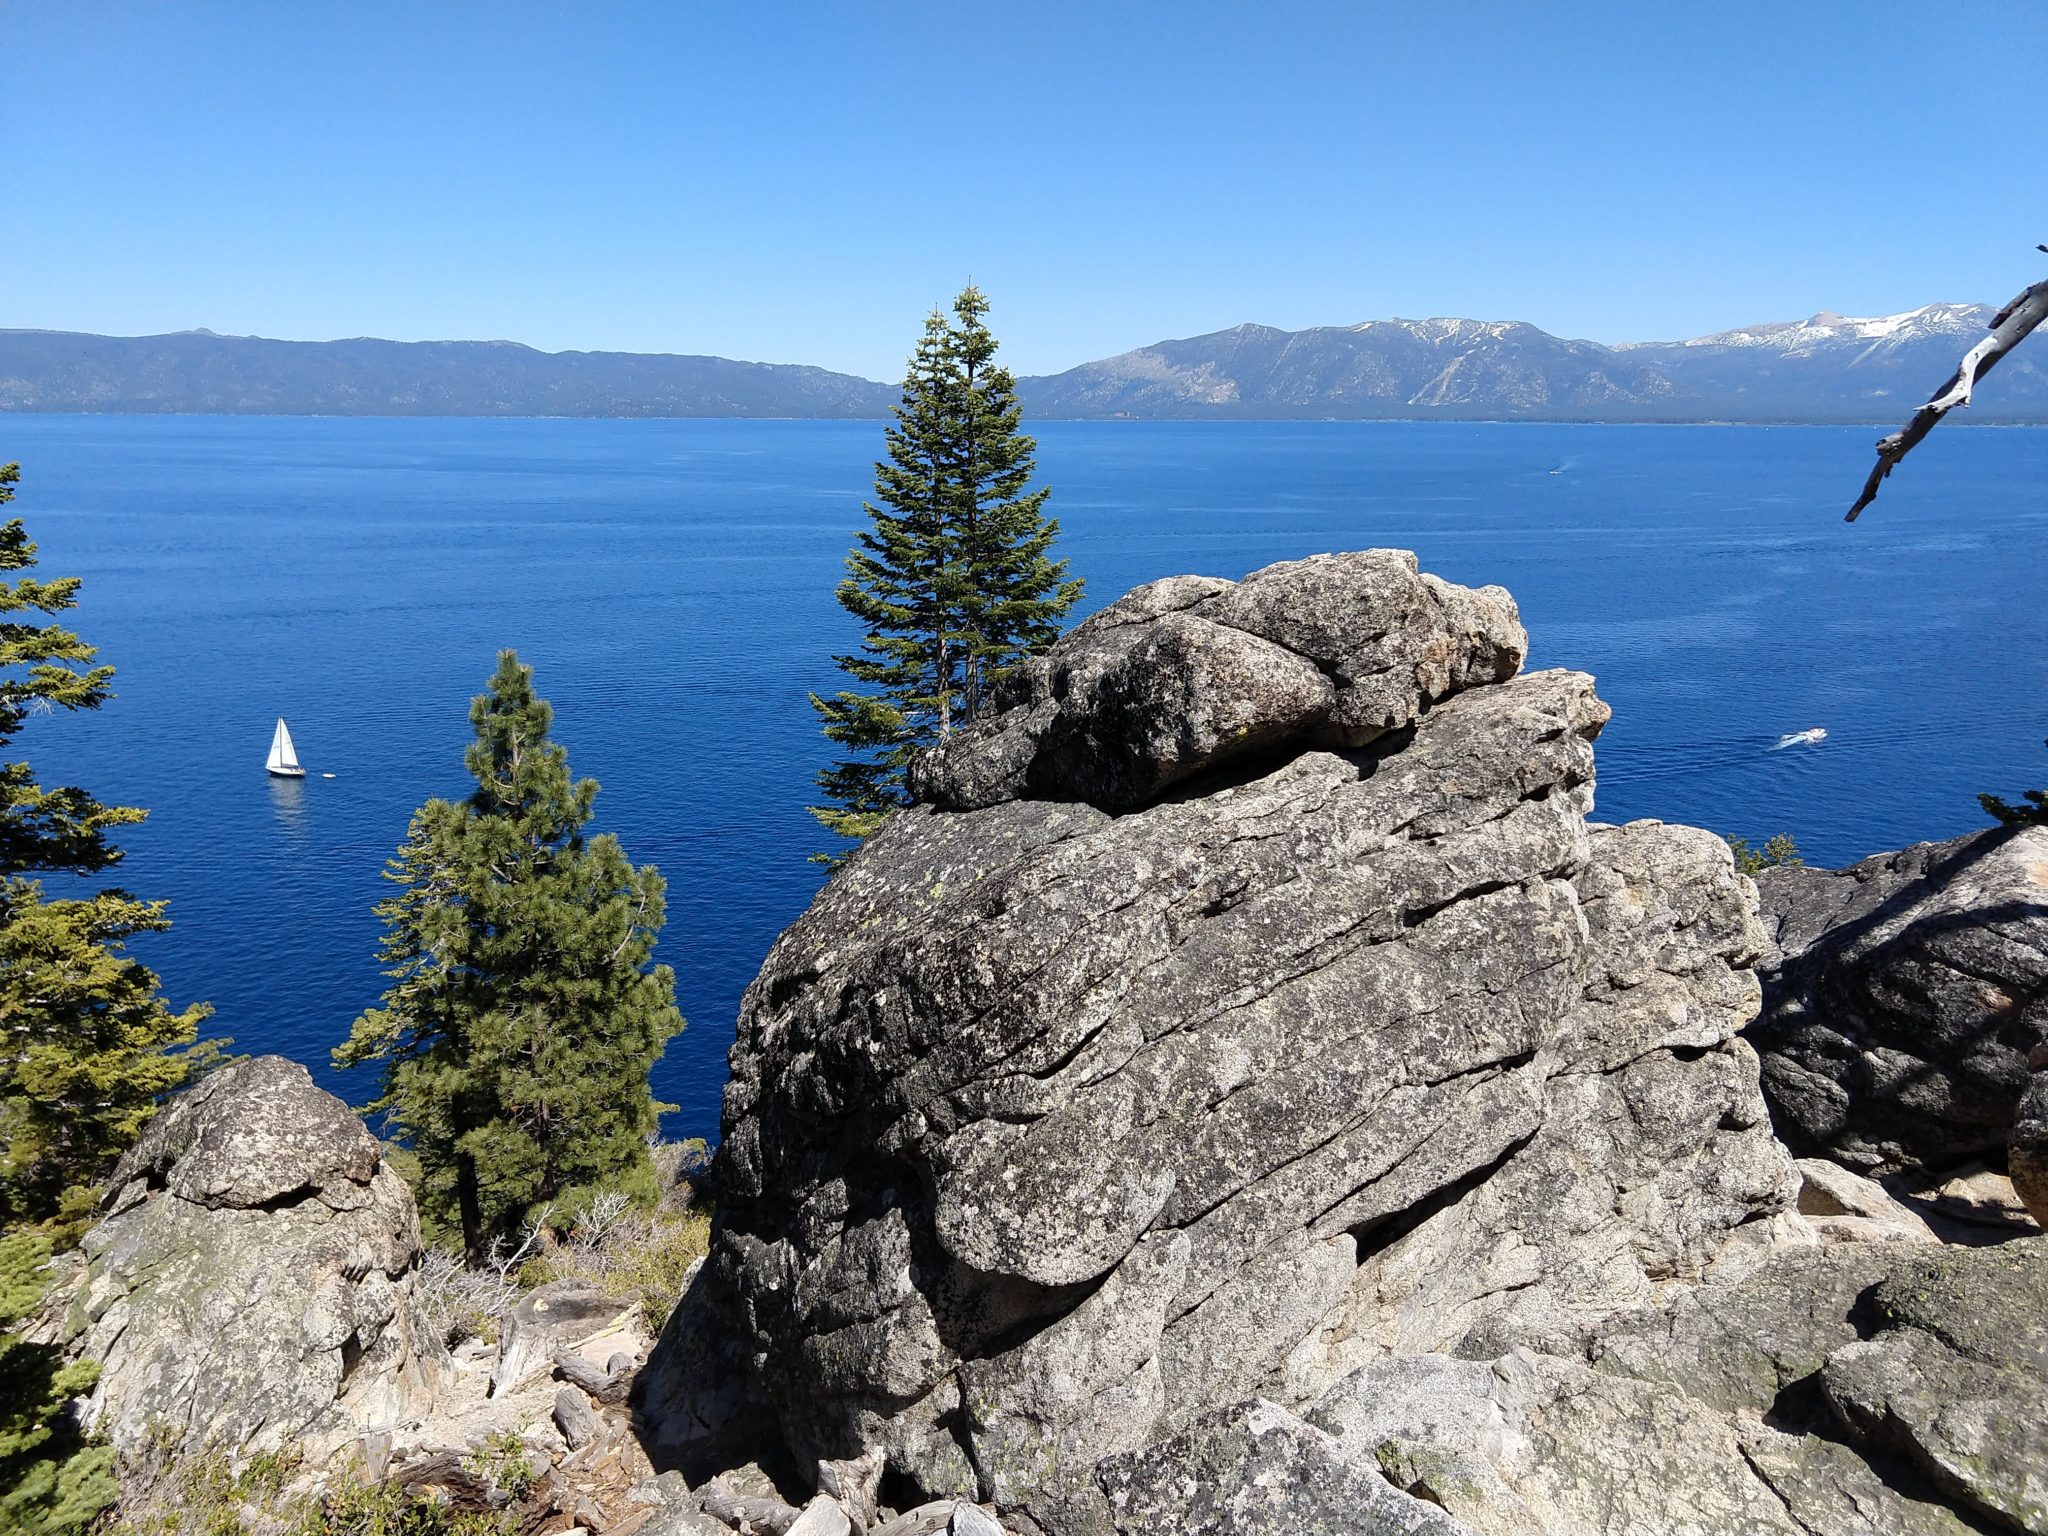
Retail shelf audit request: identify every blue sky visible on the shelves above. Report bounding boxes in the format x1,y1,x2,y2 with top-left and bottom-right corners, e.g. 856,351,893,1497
4,1,2045,378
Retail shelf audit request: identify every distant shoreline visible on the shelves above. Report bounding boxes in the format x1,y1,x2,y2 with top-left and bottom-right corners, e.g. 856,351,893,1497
4,410,2045,427
8,307,2043,427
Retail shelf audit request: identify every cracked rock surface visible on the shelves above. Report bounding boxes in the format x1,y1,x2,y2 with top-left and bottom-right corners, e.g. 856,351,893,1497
677,552,1801,1534
66,1055,445,1465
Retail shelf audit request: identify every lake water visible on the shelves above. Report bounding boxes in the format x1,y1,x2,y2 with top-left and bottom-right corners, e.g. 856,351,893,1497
5,415,2045,1140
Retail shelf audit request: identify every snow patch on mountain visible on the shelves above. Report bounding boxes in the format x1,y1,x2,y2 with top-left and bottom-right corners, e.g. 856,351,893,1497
1636,304,1993,352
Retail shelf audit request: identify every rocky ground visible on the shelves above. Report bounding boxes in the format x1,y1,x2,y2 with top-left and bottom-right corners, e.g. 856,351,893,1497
36,551,2048,1536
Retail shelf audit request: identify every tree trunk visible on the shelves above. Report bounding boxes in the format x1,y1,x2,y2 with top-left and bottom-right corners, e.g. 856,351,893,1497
457,1150,486,1266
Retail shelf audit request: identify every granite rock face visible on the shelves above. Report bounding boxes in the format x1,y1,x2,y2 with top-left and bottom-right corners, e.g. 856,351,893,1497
1819,1238,2048,1534
2011,1047,2048,1229
909,551,1526,813
1327,1241,2031,1536
1096,1398,1473,1536
1752,827,2048,1172
685,552,1796,1533
66,1055,444,1465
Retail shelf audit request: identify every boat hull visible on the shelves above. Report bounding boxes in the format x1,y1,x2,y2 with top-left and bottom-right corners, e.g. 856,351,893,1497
267,767,306,779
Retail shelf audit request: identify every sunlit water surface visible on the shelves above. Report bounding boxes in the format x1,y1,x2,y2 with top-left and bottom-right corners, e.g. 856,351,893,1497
7,416,2044,1139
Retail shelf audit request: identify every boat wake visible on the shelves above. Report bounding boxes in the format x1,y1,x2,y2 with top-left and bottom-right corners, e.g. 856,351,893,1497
1770,727,1828,751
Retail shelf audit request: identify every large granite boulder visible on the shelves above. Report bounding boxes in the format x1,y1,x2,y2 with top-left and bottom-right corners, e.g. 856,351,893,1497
1752,827,2048,1173
61,1055,444,1466
679,553,1797,1534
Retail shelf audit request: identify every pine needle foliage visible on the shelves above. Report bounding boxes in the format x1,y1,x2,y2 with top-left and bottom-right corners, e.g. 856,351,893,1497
948,286,1084,720
1727,834,1803,876
1980,740,2048,826
0,1230,116,1536
335,651,682,1262
0,463,213,1236
811,289,1081,859
811,311,962,849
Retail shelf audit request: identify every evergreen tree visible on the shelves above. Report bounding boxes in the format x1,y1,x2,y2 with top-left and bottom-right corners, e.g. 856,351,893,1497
810,311,969,849
1980,740,2048,826
811,291,1081,857
0,463,212,1236
335,651,681,1262
948,285,1084,721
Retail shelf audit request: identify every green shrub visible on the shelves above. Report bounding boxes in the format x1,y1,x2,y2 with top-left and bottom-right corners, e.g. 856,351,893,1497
520,1188,709,1330
106,1446,516,1536
1727,834,1802,876
304,1479,511,1536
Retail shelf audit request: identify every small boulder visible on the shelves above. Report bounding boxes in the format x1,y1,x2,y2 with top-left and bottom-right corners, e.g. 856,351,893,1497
1820,1238,2048,1533
69,1055,444,1466
1794,1158,1939,1245
787,1495,854,1536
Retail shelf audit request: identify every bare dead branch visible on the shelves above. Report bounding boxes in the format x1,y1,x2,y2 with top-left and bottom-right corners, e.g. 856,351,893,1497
1848,254,2048,521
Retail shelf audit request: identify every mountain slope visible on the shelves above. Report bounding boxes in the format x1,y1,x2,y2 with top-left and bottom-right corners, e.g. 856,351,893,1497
0,329,896,418
1019,305,2048,421
1616,304,2046,418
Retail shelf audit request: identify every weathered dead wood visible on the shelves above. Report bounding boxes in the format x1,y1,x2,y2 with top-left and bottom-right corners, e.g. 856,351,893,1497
555,1347,636,1404
1848,251,2048,520
391,1450,507,1510
698,1477,804,1533
817,1448,884,1532
555,1383,604,1450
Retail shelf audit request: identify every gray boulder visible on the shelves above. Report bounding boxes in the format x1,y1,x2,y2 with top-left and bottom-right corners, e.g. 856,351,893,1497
909,550,1524,812
1295,1238,2005,1536
65,1055,444,1465
680,553,1794,1533
1751,826,2048,1172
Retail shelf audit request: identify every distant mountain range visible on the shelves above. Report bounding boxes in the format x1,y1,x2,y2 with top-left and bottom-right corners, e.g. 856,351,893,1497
4,305,2044,422
1019,305,2048,421
0,329,895,419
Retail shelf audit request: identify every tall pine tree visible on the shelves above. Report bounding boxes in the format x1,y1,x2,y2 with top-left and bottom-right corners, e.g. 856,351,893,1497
335,651,681,1262
811,290,1080,857
0,462,213,1236
948,285,1084,721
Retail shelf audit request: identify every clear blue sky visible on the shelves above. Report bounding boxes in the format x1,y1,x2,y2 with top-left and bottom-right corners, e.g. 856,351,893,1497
5,1,2044,379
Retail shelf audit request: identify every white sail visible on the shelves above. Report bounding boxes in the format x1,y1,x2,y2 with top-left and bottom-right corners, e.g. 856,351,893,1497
267,717,303,775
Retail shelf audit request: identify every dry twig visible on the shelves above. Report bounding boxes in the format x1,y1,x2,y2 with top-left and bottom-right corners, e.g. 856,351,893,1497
1848,249,2048,521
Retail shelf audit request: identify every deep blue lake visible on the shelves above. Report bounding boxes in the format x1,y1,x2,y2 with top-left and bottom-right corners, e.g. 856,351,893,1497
4,415,2045,1140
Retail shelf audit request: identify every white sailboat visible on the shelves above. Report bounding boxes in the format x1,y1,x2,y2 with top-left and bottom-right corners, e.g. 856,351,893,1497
266,717,305,779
